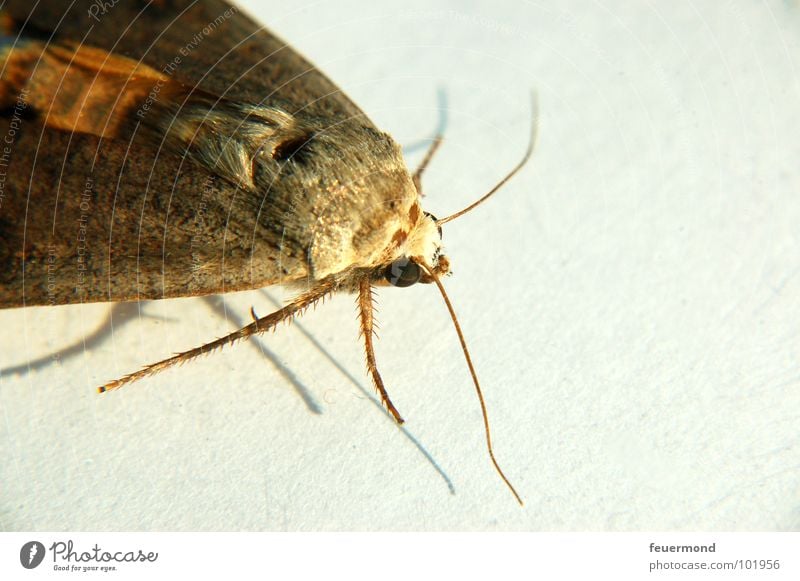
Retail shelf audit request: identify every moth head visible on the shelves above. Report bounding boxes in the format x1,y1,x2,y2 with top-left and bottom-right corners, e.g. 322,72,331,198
379,211,450,287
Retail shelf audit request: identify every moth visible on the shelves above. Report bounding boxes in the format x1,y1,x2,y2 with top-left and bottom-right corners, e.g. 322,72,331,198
0,0,533,504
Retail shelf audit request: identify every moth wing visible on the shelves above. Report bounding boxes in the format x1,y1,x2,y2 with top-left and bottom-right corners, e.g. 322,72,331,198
0,120,302,307
0,0,338,307
0,0,397,307
2,0,367,120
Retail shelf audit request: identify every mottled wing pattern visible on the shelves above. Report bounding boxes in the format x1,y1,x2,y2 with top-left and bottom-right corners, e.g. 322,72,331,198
0,0,417,307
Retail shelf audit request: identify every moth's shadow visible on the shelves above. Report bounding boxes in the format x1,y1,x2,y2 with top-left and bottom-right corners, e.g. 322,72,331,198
201,294,322,415
0,302,157,376
1,297,332,420
2,292,455,496
258,291,456,496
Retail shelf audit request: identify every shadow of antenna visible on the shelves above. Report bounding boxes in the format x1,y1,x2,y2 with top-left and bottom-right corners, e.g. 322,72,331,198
402,87,449,156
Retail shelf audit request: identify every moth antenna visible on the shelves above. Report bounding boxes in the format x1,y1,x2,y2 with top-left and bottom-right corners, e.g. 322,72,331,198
412,134,444,194
417,261,524,506
358,278,404,424
437,94,539,226
97,279,337,393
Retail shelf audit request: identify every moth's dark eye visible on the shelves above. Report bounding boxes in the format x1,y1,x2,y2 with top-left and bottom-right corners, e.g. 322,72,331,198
384,257,421,287
272,133,312,163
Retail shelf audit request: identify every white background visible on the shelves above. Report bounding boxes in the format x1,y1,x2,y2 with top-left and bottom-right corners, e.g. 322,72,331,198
1,0,798,530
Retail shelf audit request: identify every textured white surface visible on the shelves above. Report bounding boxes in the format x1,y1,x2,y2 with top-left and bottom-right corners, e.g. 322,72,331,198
1,0,798,530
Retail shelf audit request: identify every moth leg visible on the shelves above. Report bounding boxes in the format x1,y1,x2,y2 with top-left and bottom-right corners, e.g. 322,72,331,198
98,279,337,392
412,135,443,194
358,278,404,424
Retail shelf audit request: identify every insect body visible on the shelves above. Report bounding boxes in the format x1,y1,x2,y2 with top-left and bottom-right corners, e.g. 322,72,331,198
0,0,531,504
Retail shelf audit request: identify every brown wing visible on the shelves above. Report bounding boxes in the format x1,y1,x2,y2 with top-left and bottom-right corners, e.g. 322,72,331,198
0,0,417,308
0,115,297,307
1,0,365,123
